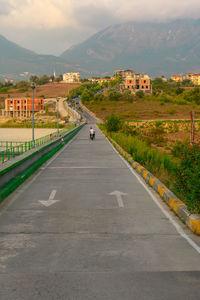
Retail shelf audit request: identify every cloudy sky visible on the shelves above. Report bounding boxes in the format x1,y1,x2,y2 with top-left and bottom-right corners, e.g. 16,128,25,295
0,0,200,55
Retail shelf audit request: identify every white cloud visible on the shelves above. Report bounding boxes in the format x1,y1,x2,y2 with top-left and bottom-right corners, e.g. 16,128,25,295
113,0,200,22
0,0,72,29
1,0,200,30
0,0,200,54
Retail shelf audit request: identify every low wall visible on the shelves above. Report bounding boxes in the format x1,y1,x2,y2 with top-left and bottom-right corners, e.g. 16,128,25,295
63,101,81,122
80,101,103,124
0,125,84,189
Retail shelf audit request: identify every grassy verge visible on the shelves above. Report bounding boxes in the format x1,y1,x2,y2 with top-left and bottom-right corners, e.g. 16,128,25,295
99,123,200,214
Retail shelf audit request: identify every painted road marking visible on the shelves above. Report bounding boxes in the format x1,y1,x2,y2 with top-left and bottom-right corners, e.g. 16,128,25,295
39,190,60,207
107,137,200,255
109,190,127,208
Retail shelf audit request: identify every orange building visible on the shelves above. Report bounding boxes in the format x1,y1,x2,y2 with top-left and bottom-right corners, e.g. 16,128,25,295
2,97,44,118
124,74,151,94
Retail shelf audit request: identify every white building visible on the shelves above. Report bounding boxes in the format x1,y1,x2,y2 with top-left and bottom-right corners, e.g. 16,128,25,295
63,73,80,83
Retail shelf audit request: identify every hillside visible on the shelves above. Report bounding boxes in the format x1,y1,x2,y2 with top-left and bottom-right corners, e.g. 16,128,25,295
61,19,200,77
0,35,81,80
2,19,200,79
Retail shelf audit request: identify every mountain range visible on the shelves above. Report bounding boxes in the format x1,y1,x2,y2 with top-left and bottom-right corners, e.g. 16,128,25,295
1,19,200,80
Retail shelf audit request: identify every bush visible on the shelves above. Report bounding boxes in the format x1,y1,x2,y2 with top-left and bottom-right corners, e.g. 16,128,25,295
105,114,122,132
122,89,136,102
108,90,122,101
136,90,144,98
81,89,93,103
94,93,105,102
173,143,200,213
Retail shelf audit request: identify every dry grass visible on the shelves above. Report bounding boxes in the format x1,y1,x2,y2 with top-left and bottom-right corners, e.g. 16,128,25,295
86,99,200,121
128,120,200,146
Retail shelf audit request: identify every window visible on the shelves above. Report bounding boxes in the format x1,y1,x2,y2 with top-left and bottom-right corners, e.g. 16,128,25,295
146,86,149,89
142,86,144,89
127,86,130,89
129,80,132,84
144,80,146,83
136,85,140,89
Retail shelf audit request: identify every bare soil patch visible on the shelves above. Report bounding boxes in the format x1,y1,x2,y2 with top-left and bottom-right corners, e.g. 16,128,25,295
0,128,57,141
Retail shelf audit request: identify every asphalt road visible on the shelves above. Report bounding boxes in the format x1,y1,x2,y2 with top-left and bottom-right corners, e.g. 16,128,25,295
0,125,200,300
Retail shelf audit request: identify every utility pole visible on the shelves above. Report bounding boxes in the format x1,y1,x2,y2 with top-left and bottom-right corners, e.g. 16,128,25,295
57,97,59,137
190,111,195,145
31,82,36,147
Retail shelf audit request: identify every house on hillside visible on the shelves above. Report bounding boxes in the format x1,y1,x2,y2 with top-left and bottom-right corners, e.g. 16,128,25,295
171,75,184,82
123,73,151,94
63,72,80,83
1,97,44,118
187,73,200,85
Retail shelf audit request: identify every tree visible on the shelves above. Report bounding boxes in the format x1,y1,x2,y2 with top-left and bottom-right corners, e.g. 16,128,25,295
29,75,39,83
45,103,49,114
55,74,63,82
94,93,105,102
105,114,122,132
49,74,55,82
136,90,144,98
108,90,122,101
181,79,193,87
81,89,93,103
122,89,136,102
37,75,49,85
15,80,30,89
175,87,184,95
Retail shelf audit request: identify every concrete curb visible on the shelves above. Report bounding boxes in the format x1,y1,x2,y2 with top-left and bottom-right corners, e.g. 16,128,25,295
109,137,200,236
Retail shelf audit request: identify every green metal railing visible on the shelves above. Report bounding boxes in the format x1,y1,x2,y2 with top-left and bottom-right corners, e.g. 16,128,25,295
0,126,74,164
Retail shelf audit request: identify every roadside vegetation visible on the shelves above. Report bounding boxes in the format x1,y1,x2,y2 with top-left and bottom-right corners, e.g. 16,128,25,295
100,114,200,214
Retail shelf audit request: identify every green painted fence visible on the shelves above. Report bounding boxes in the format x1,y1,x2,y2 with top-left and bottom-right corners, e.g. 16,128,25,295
0,126,74,164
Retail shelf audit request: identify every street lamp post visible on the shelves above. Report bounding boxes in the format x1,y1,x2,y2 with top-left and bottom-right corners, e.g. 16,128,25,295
56,97,59,137
31,82,36,147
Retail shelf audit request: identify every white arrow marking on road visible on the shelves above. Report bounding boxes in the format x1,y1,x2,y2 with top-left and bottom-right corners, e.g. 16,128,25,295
109,191,127,208
39,190,60,207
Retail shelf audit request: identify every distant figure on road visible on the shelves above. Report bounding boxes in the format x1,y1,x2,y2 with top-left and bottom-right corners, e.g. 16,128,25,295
89,127,95,140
